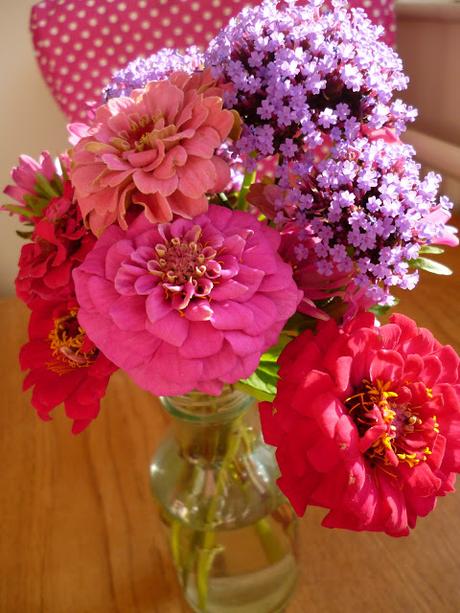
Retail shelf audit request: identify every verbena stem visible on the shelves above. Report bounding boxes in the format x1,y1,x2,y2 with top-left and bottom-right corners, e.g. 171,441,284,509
236,169,257,210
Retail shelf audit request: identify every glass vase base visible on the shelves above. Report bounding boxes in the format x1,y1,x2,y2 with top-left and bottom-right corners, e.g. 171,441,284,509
168,509,298,613
184,553,297,613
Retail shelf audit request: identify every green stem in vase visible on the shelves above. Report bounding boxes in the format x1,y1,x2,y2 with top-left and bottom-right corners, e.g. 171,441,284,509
236,169,257,211
196,416,245,611
175,464,204,589
170,518,183,571
254,518,285,564
240,426,286,565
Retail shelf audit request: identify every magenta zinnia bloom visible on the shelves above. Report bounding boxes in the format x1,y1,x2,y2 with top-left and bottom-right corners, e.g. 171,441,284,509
70,71,234,235
16,181,95,306
260,312,460,536
73,205,301,395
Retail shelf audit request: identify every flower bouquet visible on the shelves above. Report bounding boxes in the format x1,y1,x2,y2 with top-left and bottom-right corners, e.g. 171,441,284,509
4,1,460,611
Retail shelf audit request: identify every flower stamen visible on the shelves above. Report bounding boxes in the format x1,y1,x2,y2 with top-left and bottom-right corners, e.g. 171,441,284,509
47,309,96,374
345,379,438,469
148,226,221,311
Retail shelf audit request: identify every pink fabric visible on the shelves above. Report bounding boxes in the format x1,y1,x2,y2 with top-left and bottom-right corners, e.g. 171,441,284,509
31,0,396,122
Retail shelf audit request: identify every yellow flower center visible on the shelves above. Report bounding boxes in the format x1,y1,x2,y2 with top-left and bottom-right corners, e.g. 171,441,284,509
345,379,438,469
47,309,96,375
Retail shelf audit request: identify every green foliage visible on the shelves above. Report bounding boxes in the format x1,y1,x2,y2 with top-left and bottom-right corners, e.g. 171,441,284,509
2,165,65,238
409,256,453,276
34,172,61,200
283,311,316,334
236,335,292,402
2,204,35,219
419,245,445,255
16,229,34,240
236,370,278,402
236,169,257,211
369,297,399,317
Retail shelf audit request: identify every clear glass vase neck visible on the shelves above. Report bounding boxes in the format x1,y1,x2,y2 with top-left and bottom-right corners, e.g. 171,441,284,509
160,387,253,422
159,387,256,465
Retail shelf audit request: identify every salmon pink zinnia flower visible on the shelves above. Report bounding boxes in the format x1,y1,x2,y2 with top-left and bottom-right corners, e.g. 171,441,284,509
70,71,234,235
73,205,301,396
260,312,460,536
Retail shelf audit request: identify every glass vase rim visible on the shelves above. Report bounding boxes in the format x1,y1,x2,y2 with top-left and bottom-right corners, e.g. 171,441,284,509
159,387,255,423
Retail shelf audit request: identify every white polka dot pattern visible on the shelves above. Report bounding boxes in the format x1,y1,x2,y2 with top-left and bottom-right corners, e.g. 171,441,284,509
30,0,396,121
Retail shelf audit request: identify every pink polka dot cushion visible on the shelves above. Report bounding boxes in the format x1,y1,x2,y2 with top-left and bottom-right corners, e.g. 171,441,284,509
31,0,396,122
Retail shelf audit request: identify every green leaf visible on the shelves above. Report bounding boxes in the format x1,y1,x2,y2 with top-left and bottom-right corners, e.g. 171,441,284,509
369,304,391,317
34,172,60,200
50,178,64,197
2,204,34,218
258,334,291,363
23,194,50,216
16,230,34,240
419,245,445,255
235,380,276,402
284,311,318,334
409,257,453,276
235,334,296,401
237,368,278,400
369,297,399,317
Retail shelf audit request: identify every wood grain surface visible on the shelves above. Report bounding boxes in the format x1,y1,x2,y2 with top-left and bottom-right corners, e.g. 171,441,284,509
1,245,460,613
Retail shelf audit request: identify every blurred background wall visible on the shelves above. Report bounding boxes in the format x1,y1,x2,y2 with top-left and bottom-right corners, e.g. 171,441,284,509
397,2,460,204
0,0,68,297
0,0,459,296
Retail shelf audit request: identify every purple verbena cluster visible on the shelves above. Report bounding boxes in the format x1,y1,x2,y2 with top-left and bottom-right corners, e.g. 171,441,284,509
273,138,454,304
98,0,454,311
205,0,416,168
104,46,204,99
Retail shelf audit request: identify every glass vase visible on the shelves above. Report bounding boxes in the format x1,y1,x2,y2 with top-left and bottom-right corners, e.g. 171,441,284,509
149,387,299,613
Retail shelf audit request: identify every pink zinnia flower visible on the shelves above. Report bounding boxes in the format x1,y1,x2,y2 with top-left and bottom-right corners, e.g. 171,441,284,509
70,71,235,235
3,151,68,224
20,300,117,434
260,312,460,536
73,205,301,395
16,181,95,306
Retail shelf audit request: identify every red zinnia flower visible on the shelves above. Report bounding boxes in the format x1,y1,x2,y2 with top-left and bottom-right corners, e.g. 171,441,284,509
15,181,95,306
260,312,460,536
20,301,117,433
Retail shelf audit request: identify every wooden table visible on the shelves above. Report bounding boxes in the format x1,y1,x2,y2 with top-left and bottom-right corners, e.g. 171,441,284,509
1,245,460,613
